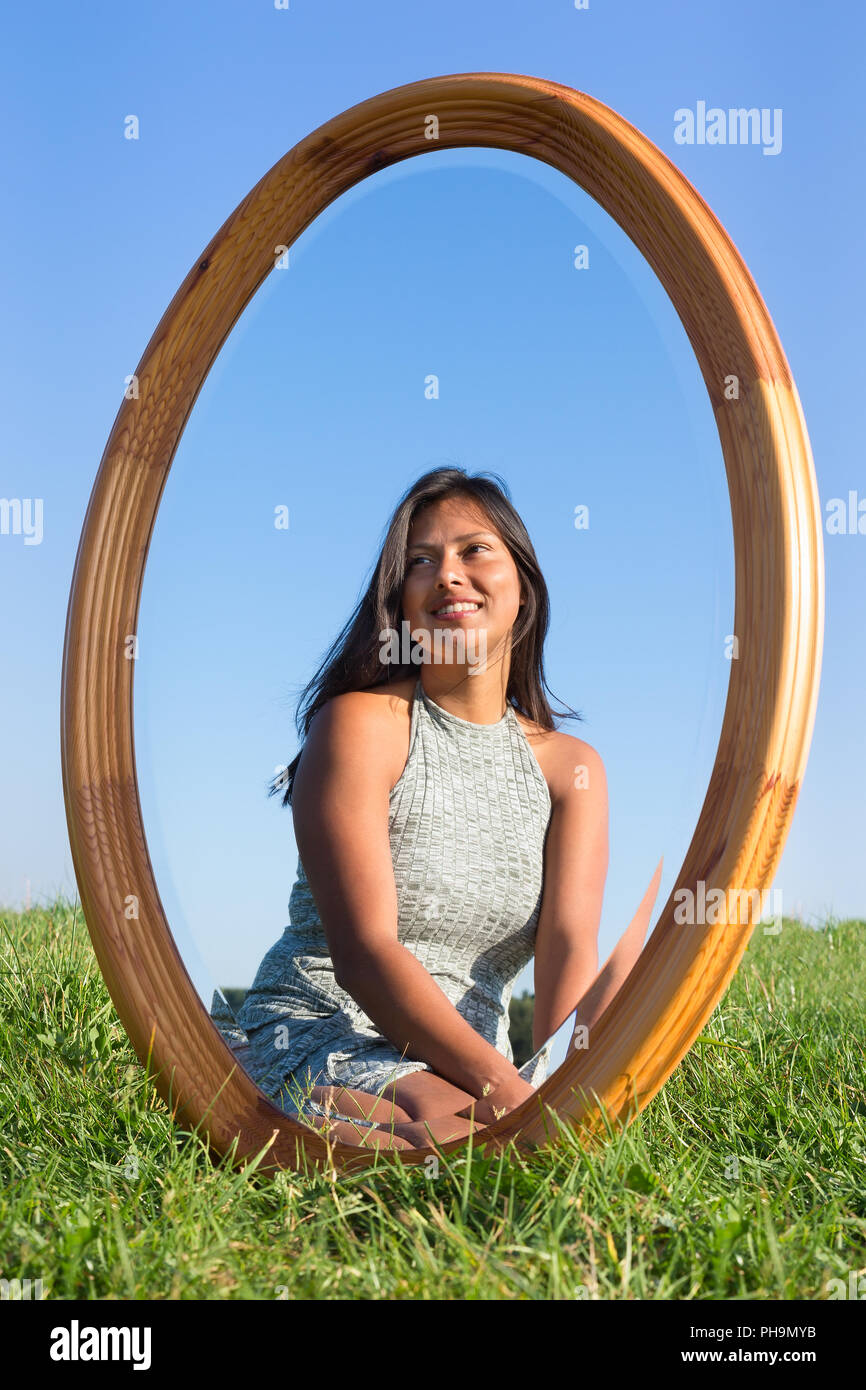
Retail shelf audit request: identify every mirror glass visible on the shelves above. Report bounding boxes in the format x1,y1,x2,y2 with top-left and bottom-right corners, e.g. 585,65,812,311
134,146,734,1140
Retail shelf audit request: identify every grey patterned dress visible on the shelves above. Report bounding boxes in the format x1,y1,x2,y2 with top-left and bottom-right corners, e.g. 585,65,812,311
213,675,554,1129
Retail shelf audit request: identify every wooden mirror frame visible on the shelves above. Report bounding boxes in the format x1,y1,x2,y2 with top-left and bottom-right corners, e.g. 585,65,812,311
61,72,823,1176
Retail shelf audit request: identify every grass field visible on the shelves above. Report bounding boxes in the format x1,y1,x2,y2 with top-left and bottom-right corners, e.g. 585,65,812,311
0,898,863,1300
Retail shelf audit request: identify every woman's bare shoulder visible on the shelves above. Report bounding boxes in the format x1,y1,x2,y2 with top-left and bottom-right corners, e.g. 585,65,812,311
311,677,415,716
325,677,417,722
308,679,416,786
357,676,418,705
514,711,605,805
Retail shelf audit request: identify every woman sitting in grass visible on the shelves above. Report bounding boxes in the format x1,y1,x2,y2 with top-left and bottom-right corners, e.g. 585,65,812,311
235,467,656,1150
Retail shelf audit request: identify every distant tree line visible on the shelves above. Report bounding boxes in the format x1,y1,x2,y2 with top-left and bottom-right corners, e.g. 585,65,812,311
508,989,535,1066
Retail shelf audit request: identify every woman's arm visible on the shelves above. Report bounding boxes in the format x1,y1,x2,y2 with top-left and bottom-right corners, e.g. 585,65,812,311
291,692,527,1102
531,738,609,1049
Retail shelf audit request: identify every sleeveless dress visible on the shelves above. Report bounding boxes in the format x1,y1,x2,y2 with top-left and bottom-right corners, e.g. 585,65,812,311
217,675,554,1128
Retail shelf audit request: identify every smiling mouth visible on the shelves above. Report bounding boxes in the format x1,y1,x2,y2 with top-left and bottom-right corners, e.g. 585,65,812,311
430,601,482,617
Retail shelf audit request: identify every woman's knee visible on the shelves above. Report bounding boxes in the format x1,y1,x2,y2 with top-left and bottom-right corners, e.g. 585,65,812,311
383,1071,477,1122
301,1111,417,1150
390,1113,482,1147
310,1084,413,1125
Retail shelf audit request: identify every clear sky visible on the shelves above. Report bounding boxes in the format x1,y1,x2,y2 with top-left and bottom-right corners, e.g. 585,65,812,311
2,1,862,1077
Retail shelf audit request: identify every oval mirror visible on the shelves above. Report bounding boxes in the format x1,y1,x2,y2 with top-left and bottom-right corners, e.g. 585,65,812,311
61,73,823,1175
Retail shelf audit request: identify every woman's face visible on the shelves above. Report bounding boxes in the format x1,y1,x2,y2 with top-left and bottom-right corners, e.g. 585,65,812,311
401,496,525,670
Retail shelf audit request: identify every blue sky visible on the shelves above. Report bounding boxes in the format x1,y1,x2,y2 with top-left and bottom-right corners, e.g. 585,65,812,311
1,1,863,1077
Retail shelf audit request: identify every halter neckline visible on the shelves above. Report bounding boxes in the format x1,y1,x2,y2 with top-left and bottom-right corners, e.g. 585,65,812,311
415,675,512,730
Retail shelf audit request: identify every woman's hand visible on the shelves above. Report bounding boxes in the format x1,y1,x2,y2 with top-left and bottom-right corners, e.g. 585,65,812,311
453,1074,538,1126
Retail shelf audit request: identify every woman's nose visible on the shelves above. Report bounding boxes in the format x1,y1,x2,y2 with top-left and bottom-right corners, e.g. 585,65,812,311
432,557,465,586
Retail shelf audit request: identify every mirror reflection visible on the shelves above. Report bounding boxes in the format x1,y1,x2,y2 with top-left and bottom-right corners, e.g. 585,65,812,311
134,148,733,1149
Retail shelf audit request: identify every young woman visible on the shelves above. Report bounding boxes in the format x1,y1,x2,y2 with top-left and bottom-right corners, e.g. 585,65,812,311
235,467,612,1152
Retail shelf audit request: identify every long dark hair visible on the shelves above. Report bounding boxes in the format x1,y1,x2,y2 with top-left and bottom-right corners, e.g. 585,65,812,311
268,467,584,807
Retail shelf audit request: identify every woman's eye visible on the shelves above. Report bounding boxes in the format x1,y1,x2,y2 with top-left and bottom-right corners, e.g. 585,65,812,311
408,545,488,567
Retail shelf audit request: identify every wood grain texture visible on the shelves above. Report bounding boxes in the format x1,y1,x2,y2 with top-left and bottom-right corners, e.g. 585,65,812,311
60,73,823,1175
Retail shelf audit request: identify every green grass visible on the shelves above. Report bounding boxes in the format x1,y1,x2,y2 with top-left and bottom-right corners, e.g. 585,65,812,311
0,897,863,1299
